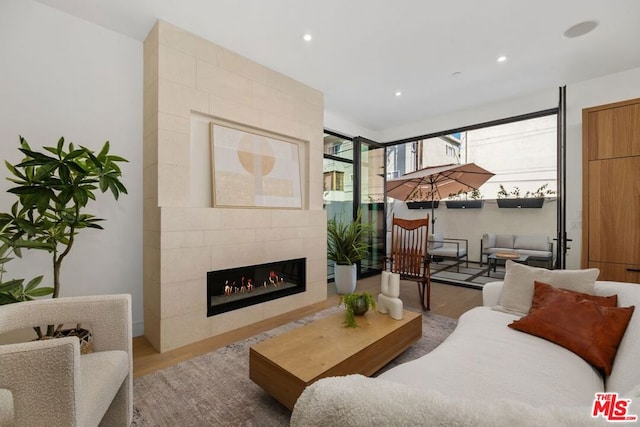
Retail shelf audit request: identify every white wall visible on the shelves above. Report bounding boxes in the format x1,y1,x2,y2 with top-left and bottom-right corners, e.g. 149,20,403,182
0,0,144,335
376,67,640,269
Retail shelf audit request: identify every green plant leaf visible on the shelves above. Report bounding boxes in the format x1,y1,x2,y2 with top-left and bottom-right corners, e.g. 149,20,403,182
24,275,43,292
26,287,54,297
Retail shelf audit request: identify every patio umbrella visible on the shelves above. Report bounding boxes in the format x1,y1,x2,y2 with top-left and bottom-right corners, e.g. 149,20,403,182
386,163,494,232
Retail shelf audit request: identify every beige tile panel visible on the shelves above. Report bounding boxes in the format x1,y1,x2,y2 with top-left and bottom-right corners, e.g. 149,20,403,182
209,95,261,129
143,229,161,250
157,163,190,207
203,228,256,246
143,306,161,351
143,80,158,124
158,78,209,118
294,97,323,127
161,230,205,249
254,227,300,242
158,112,190,134
161,207,223,232
195,37,219,66
161,309,210,352
161,246,212,284
218,46,267,84
144,111,158,139
143,165,158,202
142,272,160,314
262,238,304,262
161,278,204,318
210,302,264,338
252,81,294,119
258,111,300,141
265,68,323,106
159,44,197,88
197,59,252,106
210,242,266,271
270,210,310,228
157,21,199,57
158,128,190,167
220,209,272,230
143,129,158,168
143,203,160,231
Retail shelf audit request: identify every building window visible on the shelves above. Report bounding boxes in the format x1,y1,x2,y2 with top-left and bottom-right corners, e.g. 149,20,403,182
323,171,345,191
446,144,457,157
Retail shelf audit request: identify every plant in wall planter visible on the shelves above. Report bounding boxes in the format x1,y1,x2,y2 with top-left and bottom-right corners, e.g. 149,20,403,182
338,292,376,328
0,136,127,340
445,188,485,209
327,209,373,295
405,187,439,210
496,184,555,208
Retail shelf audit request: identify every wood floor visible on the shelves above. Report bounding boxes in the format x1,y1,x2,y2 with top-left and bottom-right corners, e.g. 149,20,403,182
132,276,483,378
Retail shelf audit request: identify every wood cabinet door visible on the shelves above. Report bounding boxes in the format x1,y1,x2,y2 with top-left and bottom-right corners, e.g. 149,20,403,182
586,101,640,160
588,262,640,283
588,156,640,265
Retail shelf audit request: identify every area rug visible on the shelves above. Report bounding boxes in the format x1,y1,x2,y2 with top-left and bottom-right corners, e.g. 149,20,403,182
131,307,457,426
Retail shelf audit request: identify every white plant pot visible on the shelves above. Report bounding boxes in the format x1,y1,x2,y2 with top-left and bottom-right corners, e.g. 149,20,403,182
334,263,357,294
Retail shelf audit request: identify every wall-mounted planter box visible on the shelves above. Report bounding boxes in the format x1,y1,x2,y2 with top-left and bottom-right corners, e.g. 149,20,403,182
406,201,439,210
445,200,485,209
497,198,545,208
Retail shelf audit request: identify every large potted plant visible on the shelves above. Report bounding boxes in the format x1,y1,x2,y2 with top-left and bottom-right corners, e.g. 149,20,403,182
327,209,373,294
0,136,127,338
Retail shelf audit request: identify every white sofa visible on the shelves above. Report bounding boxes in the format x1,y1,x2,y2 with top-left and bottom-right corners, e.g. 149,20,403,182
481,233,554,268
291,270,640,426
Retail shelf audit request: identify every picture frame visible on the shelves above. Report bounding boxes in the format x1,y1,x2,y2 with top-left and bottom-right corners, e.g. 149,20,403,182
210,119,304,209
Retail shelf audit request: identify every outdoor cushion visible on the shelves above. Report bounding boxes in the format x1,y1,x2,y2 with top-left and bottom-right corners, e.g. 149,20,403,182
514,235,549,252
428,233,444,250
495,234,515,249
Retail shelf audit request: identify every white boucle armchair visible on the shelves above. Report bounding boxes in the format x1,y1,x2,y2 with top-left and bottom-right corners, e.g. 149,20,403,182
0,294,132,427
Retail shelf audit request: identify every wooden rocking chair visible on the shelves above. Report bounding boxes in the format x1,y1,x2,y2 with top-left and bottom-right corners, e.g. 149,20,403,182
385,214,432,310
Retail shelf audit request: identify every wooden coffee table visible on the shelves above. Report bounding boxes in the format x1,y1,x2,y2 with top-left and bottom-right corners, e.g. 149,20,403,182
249,309,422,410
487,252,530,276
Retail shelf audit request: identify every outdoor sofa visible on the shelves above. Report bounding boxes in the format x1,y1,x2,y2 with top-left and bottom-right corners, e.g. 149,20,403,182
481,233,554,268
291,261,640,426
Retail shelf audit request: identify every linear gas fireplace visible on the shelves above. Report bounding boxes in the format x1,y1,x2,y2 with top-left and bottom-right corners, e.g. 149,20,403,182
207,258,306,316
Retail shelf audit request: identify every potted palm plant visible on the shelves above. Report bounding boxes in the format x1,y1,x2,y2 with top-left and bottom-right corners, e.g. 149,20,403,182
327,209,373,294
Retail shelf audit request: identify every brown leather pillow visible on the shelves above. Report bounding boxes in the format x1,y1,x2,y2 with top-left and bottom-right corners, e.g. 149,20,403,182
509,293,635,376
529,281,618,313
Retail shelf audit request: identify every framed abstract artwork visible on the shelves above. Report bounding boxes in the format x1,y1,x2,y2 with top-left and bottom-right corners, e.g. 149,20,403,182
210,120,304,209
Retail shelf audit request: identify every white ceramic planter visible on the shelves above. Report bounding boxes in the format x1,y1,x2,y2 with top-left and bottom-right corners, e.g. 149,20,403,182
334,263,357,294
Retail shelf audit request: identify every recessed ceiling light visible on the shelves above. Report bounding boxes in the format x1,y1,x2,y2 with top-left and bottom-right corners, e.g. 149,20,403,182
563,20,598,38
303,34,312,42
497,55,508,63
395,91,402,97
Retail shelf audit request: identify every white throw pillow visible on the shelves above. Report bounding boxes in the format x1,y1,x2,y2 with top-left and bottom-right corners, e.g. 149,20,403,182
494,261,600,316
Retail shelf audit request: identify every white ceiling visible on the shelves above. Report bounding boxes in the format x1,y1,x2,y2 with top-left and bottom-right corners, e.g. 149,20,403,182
35,0,640,132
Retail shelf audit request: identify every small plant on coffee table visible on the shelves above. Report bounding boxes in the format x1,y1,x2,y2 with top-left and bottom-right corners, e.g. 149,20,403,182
338,292,376,328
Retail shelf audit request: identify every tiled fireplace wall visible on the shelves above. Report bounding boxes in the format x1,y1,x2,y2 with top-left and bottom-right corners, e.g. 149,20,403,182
143,21,327,352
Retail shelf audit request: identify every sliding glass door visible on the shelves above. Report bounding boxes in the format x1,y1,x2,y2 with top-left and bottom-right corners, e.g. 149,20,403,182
356,137,385,277
323,132,385,280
